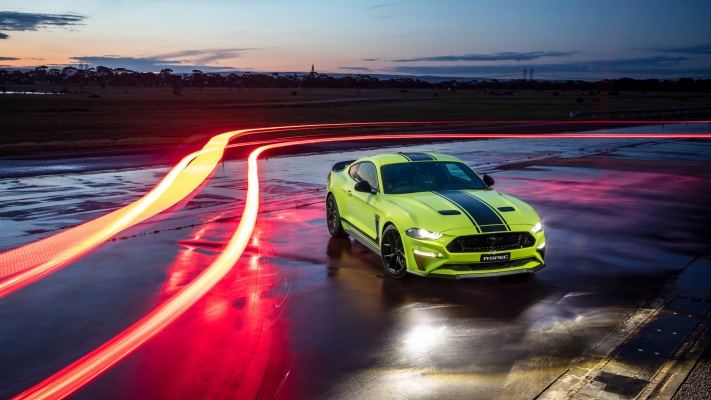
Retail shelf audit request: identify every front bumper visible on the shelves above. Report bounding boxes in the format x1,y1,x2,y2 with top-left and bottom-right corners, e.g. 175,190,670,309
408,262,546,279
404,227,546,278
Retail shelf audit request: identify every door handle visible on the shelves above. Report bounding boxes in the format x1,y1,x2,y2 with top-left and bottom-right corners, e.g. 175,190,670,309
346,190,353,197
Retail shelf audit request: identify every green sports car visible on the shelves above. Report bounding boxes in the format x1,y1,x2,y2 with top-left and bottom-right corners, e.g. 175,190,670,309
326,152,546,279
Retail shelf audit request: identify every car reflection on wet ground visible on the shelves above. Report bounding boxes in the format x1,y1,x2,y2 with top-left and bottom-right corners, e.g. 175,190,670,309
0,125,710,399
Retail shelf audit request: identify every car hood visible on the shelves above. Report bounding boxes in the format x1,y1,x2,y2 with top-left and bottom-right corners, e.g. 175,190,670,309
387,189,539,232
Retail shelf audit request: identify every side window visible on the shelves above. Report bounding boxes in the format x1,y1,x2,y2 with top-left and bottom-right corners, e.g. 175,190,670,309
442,162,488,190
348,163,360,180
356,162,379,191
445,163,470,181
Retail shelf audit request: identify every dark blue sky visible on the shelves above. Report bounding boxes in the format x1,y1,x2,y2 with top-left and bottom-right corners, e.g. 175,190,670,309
1,0,710,80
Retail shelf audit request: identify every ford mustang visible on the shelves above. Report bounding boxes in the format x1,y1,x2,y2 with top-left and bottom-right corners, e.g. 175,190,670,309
326,152,546,279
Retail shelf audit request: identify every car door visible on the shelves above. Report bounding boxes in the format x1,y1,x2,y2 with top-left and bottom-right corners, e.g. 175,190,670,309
344,162,380,243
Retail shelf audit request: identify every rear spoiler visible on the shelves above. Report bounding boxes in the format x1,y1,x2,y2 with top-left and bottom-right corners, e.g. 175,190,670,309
331,160,357,171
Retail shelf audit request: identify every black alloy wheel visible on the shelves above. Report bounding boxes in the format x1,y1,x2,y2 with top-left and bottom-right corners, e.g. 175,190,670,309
381,225,408,279
326,195,346,237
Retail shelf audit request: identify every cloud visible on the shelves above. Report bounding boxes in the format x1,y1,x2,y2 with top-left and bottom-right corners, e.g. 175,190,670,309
367,3,396,10
69,55,240,73
646,43,711,55
69,48,260,72
340,66,374,72
385,55,709,79
0,56,19,61
362,58,380,62
0,11,85,33
365,3,395,20
152,48,257,65
601,55,688,68
392,51,578,62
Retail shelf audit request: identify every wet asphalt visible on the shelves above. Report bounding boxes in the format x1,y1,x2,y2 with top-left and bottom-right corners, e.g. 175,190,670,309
0,124,710,399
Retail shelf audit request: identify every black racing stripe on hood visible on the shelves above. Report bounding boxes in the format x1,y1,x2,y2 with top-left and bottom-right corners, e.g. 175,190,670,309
432,192,480,233
435,190,509,233
459,191,511,231
400,152,435,161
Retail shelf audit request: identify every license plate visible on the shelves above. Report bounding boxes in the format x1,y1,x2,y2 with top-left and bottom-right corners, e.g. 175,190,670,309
481,253,510,262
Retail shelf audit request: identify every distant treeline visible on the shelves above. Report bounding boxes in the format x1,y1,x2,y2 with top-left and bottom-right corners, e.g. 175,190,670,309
2,66,711,93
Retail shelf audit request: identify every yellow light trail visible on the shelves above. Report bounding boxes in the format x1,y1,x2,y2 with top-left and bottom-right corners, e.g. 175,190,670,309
0,135,226,297
9,122,711,399
0,121,436,298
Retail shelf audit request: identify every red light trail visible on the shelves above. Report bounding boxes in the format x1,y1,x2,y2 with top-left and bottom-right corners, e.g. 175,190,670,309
6,121,710,399
0,121,439,298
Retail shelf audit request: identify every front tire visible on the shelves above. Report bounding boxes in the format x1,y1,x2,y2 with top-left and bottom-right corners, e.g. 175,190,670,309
326,194,346,237
381,225,408,279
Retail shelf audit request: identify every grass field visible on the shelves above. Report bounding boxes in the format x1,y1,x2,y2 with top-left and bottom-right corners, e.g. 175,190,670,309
1,86,709,156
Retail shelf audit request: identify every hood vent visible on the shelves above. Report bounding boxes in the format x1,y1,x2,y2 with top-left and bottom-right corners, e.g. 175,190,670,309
497,207,516,212
438,210,462,216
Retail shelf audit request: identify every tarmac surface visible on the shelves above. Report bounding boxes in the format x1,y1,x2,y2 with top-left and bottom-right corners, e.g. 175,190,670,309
0,123,710,399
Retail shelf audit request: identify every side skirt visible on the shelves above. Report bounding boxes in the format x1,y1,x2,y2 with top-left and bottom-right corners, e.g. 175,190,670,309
342,220,381,256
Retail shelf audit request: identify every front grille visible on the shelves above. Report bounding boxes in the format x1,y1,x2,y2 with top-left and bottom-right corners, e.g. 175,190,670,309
445,258,537,272
446,232,535,253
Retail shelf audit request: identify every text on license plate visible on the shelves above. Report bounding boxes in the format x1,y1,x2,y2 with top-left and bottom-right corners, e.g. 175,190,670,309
481,253,510,262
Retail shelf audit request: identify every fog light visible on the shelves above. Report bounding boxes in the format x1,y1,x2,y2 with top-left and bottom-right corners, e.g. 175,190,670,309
413,249,443,258
537,242,546,260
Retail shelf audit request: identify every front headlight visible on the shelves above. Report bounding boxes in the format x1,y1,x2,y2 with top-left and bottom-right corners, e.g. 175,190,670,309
406,228,444,240
531,222,542,233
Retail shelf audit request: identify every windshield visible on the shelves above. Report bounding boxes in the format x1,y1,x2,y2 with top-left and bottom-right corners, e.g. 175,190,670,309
381,161,489,194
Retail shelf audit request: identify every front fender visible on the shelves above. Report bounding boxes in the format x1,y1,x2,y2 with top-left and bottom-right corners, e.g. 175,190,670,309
377,203,418,246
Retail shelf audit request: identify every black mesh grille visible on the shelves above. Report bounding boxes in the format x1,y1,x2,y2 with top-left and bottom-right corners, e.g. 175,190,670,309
446,232,535,253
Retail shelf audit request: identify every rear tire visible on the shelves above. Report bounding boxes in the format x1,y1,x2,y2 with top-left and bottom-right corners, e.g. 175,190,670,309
381,225,408,279
326,194,346,237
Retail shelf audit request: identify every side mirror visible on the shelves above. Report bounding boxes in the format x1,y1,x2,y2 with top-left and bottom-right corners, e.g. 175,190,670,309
354,180,375,194
483,174,495,187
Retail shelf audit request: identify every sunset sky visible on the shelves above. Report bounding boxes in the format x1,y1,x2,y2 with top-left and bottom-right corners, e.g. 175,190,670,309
1,0,710,80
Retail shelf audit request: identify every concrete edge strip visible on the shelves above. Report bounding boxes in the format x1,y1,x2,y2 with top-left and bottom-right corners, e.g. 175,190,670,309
537,244,711,400
640,323,711,399
535,302,665,399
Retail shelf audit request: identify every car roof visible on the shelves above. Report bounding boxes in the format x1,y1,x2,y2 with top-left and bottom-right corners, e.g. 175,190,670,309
357,152,462,166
